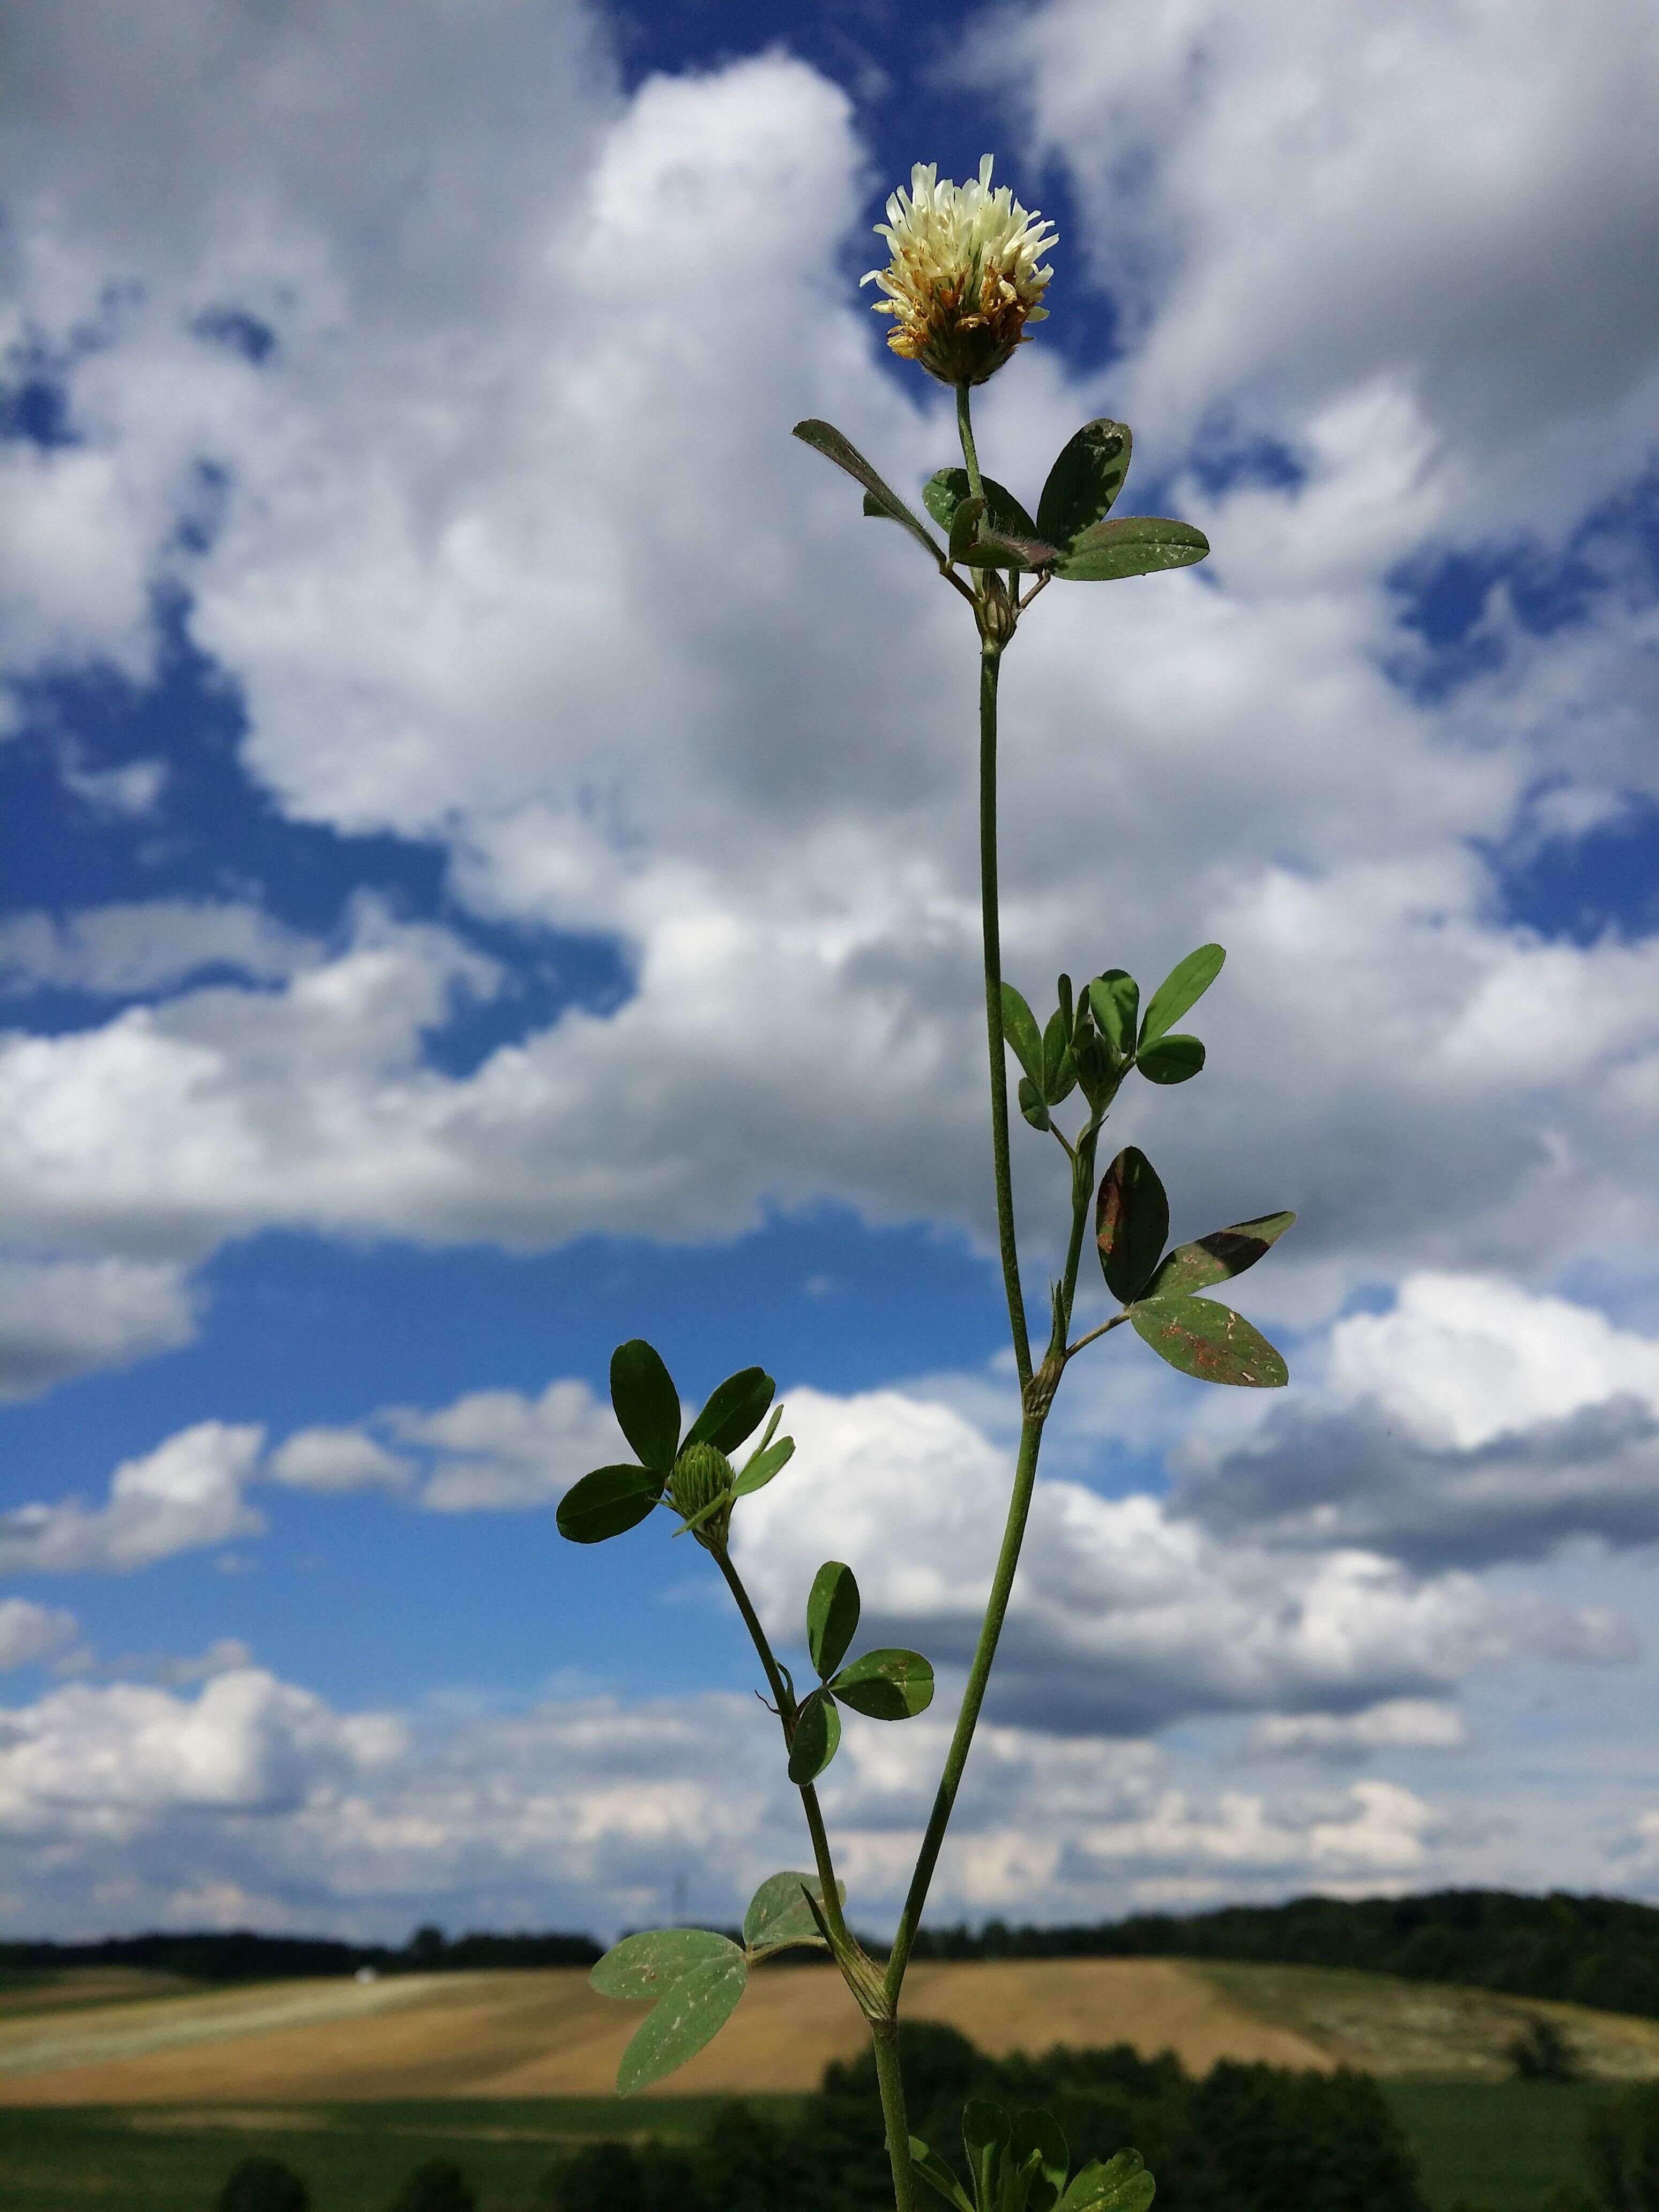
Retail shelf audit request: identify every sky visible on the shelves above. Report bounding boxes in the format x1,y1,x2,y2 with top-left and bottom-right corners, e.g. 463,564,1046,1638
1,0,1657,1946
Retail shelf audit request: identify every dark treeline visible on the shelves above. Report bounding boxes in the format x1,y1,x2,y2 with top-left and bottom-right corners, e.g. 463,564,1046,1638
907,1888,1659,2018
0,1923,601,1985
12,1889,1659,2018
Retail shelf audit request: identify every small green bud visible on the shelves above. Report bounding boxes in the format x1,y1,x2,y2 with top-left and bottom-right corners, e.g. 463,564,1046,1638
668,1441,736,1548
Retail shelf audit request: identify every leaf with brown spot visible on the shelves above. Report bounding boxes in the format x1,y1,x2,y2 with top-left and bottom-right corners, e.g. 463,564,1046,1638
1145,1213,1296,1301
1129,1295,1288,1388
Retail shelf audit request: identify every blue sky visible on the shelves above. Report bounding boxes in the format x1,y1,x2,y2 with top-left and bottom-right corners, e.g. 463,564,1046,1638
2,0,1658,1942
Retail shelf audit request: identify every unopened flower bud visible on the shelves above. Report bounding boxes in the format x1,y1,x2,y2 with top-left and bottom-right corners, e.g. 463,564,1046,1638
668,1441,735,1549
861,156,1057,387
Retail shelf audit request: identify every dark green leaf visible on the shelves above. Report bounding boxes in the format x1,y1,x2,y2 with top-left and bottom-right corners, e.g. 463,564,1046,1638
1129,1295,1288,1388
911,2137,977,2212
1042,1008,1077,1105
743,1871,844,1957
610,1340,680,1474
965,2101,1012,2212
1086,971,1139,1059
685,1366,775,1455
1018,1077,1051,1132
592,1926,737,1999
924,468,1039,542
1145,1212,1296,1301
788,1690,841,1783
1057,974,1074,1038
793,420,943,564
1071,1033,1118,1108
615,1947,748,2095
1137,1034,1206,1085
1096,1147,1168,1305
808,1561,862,1682
1000,984,1044,1087
733,1434,794,1497
1055,515,1209,583
829,1647,935,1720
1058,2150,1155,2212
1139,944,1224,1049
557,1463,662,1544
1014,2112,1070,2212
1036,420,1133,548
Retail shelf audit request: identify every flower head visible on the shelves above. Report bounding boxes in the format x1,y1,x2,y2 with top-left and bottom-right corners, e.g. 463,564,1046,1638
862,155,1057,386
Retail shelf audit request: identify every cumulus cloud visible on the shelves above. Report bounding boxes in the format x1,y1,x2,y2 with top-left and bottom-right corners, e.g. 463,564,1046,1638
267,1429,410,1495
1178,1275,1659,1566
1246,1701,1468,1763
0,901,315,996
733,1385,1620,1736
0,1599,78,1672
0,1421,264,1572
0,1253,196,1399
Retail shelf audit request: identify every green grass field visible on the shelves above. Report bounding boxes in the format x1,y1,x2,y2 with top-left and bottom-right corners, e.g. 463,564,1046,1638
0,2082,1611,2212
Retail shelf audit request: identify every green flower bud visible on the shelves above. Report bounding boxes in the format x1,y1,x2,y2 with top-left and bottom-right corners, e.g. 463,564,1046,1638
668,1441,735,1549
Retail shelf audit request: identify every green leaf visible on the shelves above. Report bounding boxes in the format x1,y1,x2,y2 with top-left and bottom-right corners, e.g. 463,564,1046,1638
1000,984,1044,1087
1056,974,1074,1038
1036,420,1133,549
1055,515,1209,583
1145,1212,1296,1301
1013,2112,1070,2212
684,1366,774,1455
592,1926,738,2000
788,1689,841,1783
1139,944,1225,1049
965,2101,1012,2212
1137,1034,1206,1085
807,1560,862,1682
1095,1147,1169,1305
948,494,987,565
1129,1295,1288,1388
1018,1077,1051,1132
1071,1033,1118,1109
924,468,1039,542
742,1871,845,1957
911,2138,977,2212
829,1647,935,1720
609,1340,680,1475
793,420,944,564
1086,971,1139,1059
1042,1008,1077,1105
733,1434,794,1497
1058,2150,1155,2212
556,1463,662,1544
616,1947,749,2096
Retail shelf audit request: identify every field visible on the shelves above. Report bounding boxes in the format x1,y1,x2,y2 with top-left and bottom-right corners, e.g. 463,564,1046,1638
0,1957,1649,2208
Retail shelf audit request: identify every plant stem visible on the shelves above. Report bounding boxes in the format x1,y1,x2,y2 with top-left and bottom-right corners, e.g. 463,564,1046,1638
884,1410,1044,1998
956,380,985,503
712,1543,854,1957
872,2019,918,2212
978,648,1032,1386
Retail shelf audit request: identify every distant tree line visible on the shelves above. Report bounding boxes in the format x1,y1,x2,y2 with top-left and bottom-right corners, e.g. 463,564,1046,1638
902,1888,1659,2019
0,1922,600,1986
13,1888,1659,2019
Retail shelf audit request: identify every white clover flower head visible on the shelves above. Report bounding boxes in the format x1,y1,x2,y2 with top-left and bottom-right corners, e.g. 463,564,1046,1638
861,155,1057,386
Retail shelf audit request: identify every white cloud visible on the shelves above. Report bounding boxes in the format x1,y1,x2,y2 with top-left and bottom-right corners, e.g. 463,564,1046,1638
1246,1700,1468,1763
0,1421,264,1573
733,1384,1618,1736
0,1600,78,1672
0,902,314,996
1179,1275,1659,1567
268,1429,410,1495
0,1253,196,1399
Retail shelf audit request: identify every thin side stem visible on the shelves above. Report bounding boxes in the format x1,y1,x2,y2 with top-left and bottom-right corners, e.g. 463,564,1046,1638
872,2019,918,2212
885,1413,1044,1998
1065,1310,1130,1360
712,1543,853,1957
1056,1126,1101,1345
